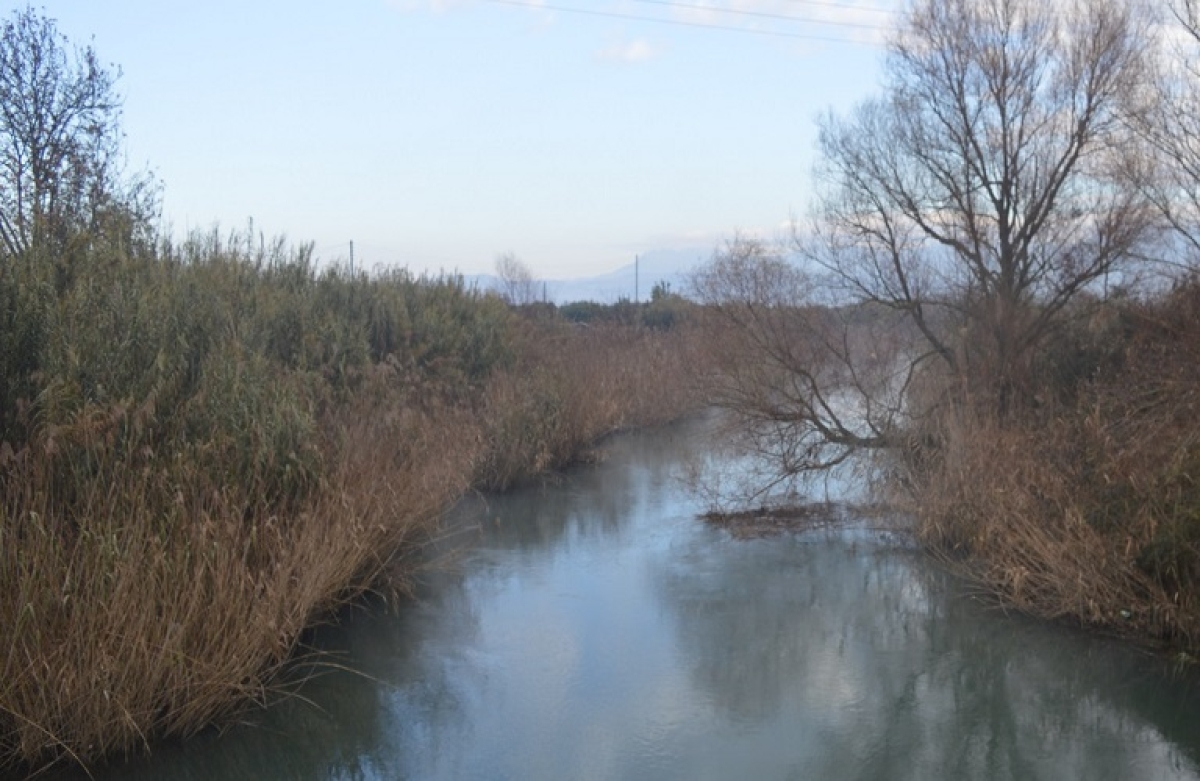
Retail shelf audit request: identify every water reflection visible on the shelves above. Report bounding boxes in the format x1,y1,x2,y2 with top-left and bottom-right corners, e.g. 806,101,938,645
50,421,1200,781
654,527,1200,780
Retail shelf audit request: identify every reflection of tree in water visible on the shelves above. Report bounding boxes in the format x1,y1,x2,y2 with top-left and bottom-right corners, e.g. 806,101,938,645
656,531,935,723
654,526,1200,780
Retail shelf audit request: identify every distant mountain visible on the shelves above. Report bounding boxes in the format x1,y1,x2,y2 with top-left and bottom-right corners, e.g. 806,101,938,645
468,248,711,305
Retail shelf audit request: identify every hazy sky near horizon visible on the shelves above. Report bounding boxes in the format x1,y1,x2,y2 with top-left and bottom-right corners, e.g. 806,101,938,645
30,0,897,278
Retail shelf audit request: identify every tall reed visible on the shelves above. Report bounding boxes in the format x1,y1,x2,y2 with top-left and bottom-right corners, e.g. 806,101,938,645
0,229,703,776
473,317,703,491
905,283,1200,648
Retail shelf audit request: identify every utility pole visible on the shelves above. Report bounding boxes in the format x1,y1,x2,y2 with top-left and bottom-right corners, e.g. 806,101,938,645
349,240,355,275
635,254,639,304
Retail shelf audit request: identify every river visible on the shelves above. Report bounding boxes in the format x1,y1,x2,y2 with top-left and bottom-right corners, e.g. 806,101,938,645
62,420,1200,780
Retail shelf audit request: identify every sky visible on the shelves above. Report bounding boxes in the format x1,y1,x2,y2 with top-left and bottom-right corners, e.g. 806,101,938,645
28,0,898,278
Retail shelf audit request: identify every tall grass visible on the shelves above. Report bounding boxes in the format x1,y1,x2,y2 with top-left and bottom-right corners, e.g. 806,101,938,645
904,282,1200,648
0,230,701,776
473,318,702,491
0,390,471,769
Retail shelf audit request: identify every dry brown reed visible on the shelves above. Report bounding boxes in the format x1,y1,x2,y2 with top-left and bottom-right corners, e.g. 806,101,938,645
0,368,473,775
0,275,703,776
908,283,1200,648
473,320,703,491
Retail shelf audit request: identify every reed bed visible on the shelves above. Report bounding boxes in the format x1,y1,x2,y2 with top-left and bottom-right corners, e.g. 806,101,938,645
907,283,1200,648
474,318,702,491
0,231,702,777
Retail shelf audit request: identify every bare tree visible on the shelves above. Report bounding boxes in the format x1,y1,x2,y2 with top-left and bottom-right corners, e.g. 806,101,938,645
691,236,920,499
1129,0,1200,264
0,6,151,258
805,0,1155,416
692,0,1156,495
494,251,539,305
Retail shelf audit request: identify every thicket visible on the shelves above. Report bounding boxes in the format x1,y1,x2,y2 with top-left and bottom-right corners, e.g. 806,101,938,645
0,226,701,776
907,281,1200,648
556,291,691,330
685,0,1200,654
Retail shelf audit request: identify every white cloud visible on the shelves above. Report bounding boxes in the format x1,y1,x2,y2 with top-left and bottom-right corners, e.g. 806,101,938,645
596,38,661,63
664,0,896,47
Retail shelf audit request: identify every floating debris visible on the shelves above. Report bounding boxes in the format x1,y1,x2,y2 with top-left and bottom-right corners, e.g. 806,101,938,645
700,503,847,539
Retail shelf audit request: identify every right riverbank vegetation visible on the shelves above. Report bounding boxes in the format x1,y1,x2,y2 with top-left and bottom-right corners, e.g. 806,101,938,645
8,0,1200,775
691,0,1200,657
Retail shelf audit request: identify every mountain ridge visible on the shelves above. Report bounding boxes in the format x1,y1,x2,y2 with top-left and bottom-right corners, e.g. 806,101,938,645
467,247,709,304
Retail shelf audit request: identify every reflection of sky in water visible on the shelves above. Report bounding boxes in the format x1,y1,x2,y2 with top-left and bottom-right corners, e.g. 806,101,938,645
54,420,1200,781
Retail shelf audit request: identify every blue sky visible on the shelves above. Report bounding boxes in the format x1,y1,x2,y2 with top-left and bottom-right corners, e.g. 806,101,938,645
30,0,896,278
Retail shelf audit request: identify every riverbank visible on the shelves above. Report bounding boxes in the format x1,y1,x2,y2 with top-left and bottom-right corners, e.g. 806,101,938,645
0,232,701,777
903,282,1200,652
687,248,1200,656
40,420,1200,781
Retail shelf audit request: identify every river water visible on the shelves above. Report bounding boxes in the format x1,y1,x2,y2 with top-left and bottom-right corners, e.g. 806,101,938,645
71,421,1200,780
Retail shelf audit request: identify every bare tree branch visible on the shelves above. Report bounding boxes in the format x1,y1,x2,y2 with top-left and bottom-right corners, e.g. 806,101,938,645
494,252,539,306
0,7,155,262
691,0,1157,499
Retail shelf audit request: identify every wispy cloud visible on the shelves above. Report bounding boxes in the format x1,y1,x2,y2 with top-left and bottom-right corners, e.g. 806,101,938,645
663,0,894,46
387,1,895,47
596,38,661,63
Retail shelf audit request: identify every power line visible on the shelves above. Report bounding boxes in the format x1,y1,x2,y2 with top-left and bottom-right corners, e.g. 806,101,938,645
476,0,886,45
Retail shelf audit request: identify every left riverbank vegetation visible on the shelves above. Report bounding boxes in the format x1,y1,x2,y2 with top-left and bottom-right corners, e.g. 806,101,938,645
689,0,1200,654
0,7,702,776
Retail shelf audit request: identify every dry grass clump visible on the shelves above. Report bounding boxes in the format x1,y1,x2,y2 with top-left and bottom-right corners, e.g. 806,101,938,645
473,319,703,491
912,415,1184,638
909,282,1200,648
701,503,847,539
0,367,473,775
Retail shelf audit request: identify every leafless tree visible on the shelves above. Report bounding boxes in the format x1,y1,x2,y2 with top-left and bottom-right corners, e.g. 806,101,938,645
692,0,1156,495
1128,0,1200,264
0,6,153,259
494,251,539,305
806,0,1156,415
691,236,922,499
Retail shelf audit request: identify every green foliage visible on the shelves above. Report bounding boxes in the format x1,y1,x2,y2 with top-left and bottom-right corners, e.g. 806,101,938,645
642,292,689,331
559,300,608,324
0,253,53,442
0,225,522,516
557,296,691,330
179,342,324,509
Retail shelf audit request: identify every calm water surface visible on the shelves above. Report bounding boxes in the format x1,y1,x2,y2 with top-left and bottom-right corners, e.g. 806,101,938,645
70,422,1200,780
